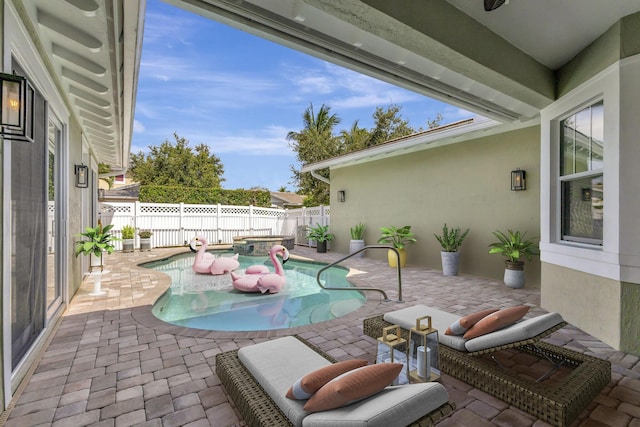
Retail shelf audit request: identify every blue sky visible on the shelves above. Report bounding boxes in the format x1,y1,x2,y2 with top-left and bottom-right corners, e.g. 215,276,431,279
132,0,473,191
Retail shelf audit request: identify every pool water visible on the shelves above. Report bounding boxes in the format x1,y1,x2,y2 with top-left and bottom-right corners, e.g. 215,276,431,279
146,252,365,331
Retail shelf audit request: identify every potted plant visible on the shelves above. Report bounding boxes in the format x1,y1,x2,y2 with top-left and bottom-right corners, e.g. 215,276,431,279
349,223,366,258
307,224,334,253
377,225,417,267
139,229,153,251
74,222,119,272
121,225,135,252
488,229,540,288
434,223,470,276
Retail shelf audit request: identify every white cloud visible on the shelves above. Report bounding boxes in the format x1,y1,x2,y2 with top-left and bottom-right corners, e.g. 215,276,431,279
133,120,146,133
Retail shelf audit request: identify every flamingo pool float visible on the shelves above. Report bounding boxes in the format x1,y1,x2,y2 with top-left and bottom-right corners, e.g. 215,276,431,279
189,235,240,275
231,244,289,293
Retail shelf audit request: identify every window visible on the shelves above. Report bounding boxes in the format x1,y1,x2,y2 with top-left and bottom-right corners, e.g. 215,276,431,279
560,101,603,245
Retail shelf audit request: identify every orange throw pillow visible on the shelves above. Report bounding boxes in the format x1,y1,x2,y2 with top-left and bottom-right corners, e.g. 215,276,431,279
303,363,403,412
445,308,499,335
286,359,368,400
463,305,530,340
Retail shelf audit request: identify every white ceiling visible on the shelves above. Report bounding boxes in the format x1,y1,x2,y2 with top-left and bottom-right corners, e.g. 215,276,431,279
15,0,144,171
447,0,640,69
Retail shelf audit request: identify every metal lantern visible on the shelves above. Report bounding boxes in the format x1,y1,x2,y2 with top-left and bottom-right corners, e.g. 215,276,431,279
406,316,440,382
0,71,34,142
375,325,408,384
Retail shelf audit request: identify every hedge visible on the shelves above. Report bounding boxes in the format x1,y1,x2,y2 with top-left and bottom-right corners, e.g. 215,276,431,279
138,186,272,207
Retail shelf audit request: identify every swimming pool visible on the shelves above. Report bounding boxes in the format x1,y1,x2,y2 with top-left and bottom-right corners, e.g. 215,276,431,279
145,251,365,331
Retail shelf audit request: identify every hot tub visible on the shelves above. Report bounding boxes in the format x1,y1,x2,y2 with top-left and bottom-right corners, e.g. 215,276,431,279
232,235,295,256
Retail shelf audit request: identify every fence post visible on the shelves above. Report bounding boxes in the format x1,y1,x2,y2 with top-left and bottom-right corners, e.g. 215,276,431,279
179,202,185,245
134,201,141,248
216,204,222,244
249,205,254,236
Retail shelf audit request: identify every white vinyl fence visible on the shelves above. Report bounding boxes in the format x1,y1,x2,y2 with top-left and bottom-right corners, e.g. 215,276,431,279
97,202,330,250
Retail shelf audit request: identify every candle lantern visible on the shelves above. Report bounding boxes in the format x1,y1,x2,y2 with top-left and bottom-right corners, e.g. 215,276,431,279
406,315,440,382
375,325,408,385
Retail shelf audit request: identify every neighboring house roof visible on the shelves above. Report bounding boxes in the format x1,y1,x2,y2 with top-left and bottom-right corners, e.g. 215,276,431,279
271,192,305,208
99,183,141,202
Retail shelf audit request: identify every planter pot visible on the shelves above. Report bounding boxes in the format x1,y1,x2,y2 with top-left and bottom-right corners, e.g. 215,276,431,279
387,248,406,268
441,251,460,276
349,239,365,258
90,252,104,273
316,240,327,253
504,261,525,288
122,238,135,253
140,237,152,251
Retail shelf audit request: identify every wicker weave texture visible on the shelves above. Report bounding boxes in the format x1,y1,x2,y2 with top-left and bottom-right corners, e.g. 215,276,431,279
215,335,455,427
363,316,611,427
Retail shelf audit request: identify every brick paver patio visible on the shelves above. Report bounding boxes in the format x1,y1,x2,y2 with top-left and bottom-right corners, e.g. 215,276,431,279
4,246,639,426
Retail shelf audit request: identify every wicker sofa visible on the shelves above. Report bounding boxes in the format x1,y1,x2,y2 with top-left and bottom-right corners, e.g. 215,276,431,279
363,305,611,427
216,335,455,427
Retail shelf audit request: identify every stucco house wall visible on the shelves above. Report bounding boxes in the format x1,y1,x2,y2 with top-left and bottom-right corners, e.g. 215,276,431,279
329,125,541,286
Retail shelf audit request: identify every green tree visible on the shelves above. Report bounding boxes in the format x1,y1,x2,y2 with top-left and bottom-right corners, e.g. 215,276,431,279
426,113,444,130
366,104,414,147
98,163,114,189
130,133,224,188
340,120,370,152
287,103,342,205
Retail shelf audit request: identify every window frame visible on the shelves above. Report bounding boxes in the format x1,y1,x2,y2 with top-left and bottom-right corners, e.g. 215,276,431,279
558,101,604,245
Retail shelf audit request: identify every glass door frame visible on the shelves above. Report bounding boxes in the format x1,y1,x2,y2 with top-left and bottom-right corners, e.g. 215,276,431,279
46,114,67,322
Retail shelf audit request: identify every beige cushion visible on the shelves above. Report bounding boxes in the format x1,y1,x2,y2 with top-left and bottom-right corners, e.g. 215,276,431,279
465,312,564,352
239,336,328,426
383,305,467,351
445,308,499,335
463,305,529,339
303,363,403,412
286,359,368,400
302,382,449,427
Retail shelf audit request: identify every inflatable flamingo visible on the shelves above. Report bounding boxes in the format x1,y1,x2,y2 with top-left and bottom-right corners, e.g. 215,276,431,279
189,235,240,275
231,245,289,293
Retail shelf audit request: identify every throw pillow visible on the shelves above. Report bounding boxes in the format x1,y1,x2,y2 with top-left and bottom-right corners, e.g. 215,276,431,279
445,308,499,335
286,359,368,400
303,363,403,412
463,305,530,340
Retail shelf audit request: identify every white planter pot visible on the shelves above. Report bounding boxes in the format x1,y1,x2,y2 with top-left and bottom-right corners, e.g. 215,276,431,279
440,251,460,276
90,252,104,273
140,237,152,251
122,238,135,252
349,240,365,258
504,261,525,288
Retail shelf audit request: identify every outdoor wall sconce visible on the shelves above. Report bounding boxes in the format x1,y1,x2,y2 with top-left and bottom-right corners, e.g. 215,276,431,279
0,71,34,142
75,164,89,188
511,169,526,191
338,190,346,202
581,188,592,201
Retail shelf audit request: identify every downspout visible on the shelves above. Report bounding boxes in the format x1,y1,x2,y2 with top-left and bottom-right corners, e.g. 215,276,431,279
309,168,330,184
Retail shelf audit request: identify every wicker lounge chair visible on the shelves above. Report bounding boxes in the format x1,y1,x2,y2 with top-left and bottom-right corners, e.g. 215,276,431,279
363,306,611,427
216,335,455,427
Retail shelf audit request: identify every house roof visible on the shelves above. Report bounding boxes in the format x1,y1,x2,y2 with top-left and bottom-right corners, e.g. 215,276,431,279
14,0,144,172
164,0,640,124
18,1,640,175
300,116,537,173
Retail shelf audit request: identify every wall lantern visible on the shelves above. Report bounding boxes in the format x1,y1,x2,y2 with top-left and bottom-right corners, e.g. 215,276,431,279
337,190,346,202
75,164,89,188
511,169,526,191
0,71,34,142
